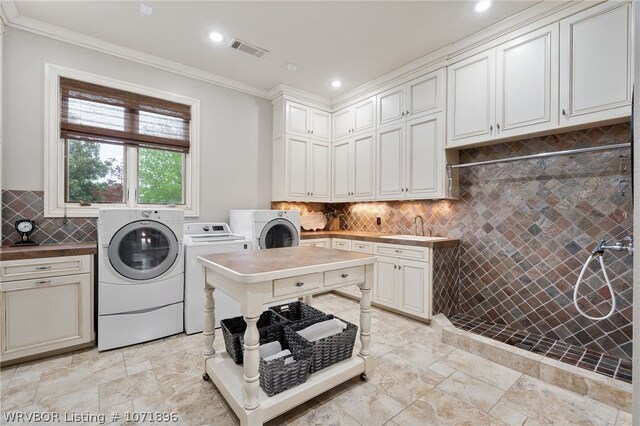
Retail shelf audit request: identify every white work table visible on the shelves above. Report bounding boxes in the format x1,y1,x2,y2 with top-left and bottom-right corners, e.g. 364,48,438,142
198,246,377,426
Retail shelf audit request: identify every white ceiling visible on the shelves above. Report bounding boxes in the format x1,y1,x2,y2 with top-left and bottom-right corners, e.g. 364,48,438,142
11,1,542,99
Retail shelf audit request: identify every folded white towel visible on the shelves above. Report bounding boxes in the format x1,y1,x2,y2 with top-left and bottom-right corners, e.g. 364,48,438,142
263,349,291,362
297,319,347,342
259,341,282,358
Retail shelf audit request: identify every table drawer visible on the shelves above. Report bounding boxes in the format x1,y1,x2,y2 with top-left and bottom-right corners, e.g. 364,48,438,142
273,273,322,297
0,255,90,282
324,266,365,288
374,243,429,261
332,238,352,251
351,240,374,254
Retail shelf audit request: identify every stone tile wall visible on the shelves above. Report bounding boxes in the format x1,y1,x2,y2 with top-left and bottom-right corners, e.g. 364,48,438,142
1,190,97,246
274,123,633,360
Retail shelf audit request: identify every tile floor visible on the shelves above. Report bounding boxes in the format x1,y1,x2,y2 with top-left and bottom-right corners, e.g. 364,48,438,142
0,294,632,426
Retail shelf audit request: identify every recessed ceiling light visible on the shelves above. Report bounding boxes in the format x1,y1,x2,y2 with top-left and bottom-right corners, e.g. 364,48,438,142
331,80,342,88
286,63,298,72
475,0,491,12
209,32,226,43
140,3,153,16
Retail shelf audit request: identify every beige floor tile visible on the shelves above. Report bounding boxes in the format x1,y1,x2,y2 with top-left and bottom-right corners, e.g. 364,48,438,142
500,375,618,425
392,387,506,426
369,352,445,405
334,382,405,426
285,401,361,426
441,349,522,391
1,366,16,390
69,350,123,373
489,402,528,426
39,385,100,415
428,361,457,378
150,351,203,384
8,354,73,389
125,360,152,376
616,410,632,426
99,370,162,409
436,371,505,413
0,382,39,412
390,340,455,368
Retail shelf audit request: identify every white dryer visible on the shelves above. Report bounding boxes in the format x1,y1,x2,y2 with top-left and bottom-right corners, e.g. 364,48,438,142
230,210,300,250
98,208,184,350
183,222,251,334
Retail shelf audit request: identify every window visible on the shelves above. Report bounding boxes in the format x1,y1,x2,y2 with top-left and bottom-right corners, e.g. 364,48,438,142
45,65,199,217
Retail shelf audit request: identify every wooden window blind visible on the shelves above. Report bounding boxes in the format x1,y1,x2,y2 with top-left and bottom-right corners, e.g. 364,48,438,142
60,77,191,153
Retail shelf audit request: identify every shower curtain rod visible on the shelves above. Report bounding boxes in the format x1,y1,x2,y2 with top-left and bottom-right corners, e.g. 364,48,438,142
446,143,631,170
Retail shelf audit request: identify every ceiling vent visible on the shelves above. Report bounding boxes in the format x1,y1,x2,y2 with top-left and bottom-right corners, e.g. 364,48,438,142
228,38,268,58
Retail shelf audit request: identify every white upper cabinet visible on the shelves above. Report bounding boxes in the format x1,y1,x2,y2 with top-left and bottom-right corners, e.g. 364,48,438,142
285,135,309,199
376,124,405,199
559,2,632,127
332,97,376,141
310,140,331,201
285,101,331,141
331,132,375,202
405,114,443,198
378,69,445,127
496,24,559,138
448,24,559,147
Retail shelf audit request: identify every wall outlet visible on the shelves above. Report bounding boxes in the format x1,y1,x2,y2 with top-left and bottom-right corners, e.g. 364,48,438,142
376,217,381,225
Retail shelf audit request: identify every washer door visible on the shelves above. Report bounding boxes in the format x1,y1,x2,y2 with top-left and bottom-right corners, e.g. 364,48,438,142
258,219,299,249
108,220,179,280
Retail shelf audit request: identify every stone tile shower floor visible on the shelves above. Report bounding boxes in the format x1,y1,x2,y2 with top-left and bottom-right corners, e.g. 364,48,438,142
0,294,631,425
451,313,632,384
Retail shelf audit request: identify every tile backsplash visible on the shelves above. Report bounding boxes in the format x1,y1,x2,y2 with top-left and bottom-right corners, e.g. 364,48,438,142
1,190,96,246
274,123,633,360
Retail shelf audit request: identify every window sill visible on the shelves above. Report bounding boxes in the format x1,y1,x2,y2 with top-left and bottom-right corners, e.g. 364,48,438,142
44,204,199,218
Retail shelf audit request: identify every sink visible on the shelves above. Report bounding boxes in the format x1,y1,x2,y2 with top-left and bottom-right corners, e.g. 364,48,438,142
380,235,449,242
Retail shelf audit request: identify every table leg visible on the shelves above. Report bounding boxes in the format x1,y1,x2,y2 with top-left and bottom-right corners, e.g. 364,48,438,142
303,294,313,305
203,281,216,358
358,264,374,378
242,315,261,410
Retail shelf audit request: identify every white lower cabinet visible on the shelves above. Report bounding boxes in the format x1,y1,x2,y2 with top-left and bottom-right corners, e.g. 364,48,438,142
299,238,330,248
0,255,94,363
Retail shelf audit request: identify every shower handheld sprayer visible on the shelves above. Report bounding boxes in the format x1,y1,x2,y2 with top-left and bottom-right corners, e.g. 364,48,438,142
573,237,633,321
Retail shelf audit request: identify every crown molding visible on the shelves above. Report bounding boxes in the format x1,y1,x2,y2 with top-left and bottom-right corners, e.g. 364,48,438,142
0,0,270,99
330,0,601,108
268,84,331,110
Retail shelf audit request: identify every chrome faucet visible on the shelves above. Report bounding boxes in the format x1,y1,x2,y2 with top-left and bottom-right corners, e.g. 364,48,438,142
414,215,424,236
592,236,634,256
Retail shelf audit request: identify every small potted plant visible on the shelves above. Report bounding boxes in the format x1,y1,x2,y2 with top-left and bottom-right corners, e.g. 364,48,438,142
324,208,344,231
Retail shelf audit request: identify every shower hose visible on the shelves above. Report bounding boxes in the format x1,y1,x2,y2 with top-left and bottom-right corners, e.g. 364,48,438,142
573,254,616,321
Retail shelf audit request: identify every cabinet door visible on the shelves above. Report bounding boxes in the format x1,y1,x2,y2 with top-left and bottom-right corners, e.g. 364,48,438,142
398,259,430,318
353,97,376,134
377,85,405,126
407,69,443,118
285,102,310,136
374,256,398,308
447,49,496,147
496,24,559,138
376,124,405,200
285,135,309,199
310,109,331,141
332,140,351,201
559,2,632,126
352,132,375,200
405,114,443,198
1,274,91,356
309,140,331,201
333,107,353,141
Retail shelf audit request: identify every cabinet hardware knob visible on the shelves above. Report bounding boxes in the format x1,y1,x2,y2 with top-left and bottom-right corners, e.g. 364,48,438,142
341,274,349,278
310,192,313,196
35,266,52,270
296,282,304,287
35,280,51,285
401,112,405,117
489,125,493,132
398,266,402,270
405,187,409,192
406,110,410,115
394,264,397,269
562,109,566,116
311,130,313,134
497,123,500,131
395,249,402,253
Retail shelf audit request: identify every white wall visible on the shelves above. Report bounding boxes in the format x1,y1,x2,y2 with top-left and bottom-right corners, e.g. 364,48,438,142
1,27,273,222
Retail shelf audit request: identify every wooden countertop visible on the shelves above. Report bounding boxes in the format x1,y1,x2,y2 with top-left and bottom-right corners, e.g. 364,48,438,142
0,242,98,261
300,231,460,248
198,246,376,283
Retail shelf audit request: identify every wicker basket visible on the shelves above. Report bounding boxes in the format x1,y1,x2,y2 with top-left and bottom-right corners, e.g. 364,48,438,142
289,314,358,373
254,326,314,397
269,301,325,325
220,310,288,364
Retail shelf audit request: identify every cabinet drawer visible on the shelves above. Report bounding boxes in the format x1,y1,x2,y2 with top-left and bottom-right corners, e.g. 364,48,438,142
299,238,330,248
0,255,90,282
351,240,374,254
332,238,352,251
324,266,365,288
273,273,322,297
374,243,429,261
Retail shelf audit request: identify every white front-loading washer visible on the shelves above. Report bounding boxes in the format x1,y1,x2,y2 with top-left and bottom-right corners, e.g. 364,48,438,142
98,208,184,350
229,210,300,250
183,222,251,334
